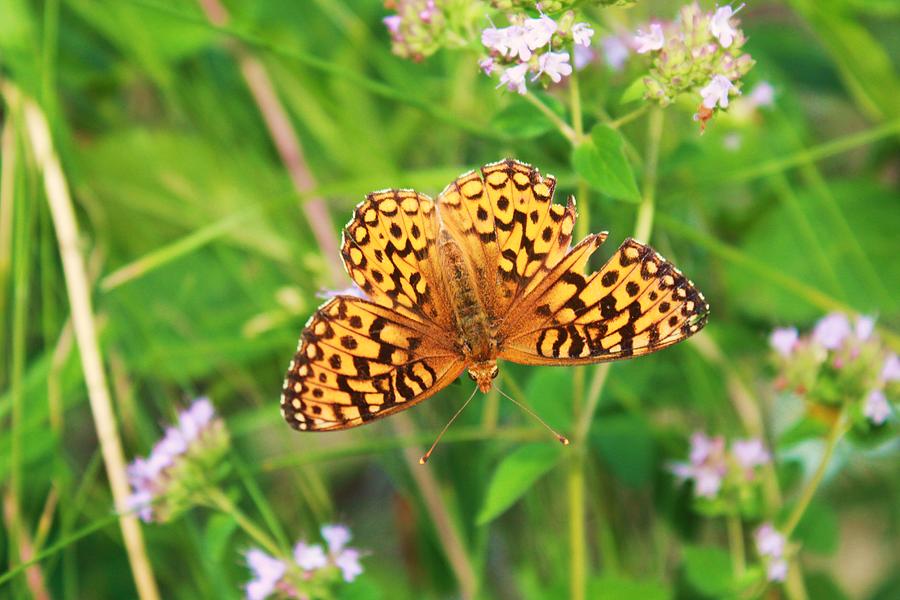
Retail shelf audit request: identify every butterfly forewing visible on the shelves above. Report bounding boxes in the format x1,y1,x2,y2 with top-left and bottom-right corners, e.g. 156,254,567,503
282,296,464,431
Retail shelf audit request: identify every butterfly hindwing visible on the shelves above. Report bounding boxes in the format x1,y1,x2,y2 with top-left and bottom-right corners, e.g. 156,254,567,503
498,238,709,365
282,296,465,431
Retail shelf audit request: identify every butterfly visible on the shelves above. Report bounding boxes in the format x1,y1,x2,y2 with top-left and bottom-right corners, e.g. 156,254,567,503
281,159,708,434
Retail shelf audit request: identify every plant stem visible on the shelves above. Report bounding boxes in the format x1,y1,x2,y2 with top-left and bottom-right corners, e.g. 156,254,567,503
570,68,584,139
634,107,663,242
783,411,846,537
609,104,650,129
204,488,283,557
726,513,746,577
524,92,579,144
16,84,161,600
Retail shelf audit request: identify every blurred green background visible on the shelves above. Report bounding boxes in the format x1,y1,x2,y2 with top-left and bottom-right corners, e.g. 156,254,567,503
1,0,898,598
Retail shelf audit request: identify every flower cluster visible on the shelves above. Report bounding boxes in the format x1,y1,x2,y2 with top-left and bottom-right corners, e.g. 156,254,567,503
633,3,754,128
480,11,593,94
770,313,898,428
670,432,770,509
126,397,229,523
244,525,364,600
382,0,446,61
754,523,788,582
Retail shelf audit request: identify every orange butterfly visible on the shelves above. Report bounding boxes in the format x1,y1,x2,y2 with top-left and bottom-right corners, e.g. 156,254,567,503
281,159,708,437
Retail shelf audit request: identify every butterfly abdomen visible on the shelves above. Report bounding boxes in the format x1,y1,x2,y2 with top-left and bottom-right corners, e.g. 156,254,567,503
438,229,496,363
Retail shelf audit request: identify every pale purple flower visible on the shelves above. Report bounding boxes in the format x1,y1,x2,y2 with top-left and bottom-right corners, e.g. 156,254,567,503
504,25,534,61
601,35,630,71
523,15,557,51
864,390,890,425
499,63,529,94
768,558,788,582
479,57,495,75
481,26,511,55
573,45,596,71
334,548,363,582
534,51,572,83
881,353,900,382
755,523,785,558
294,541,328,572
689,432,724,464
383,15,402,35
321,524,352,553
770,327,799,358
812,313,851,350
321,524,364,582
634,23,664,54
669,432,727,498
126,397,225,522
700,74,737,109
855,315,876,342
244,549,286,600
572,22,594,47
317,284,368,301
732,438,770,470
418,0,437,23
709,4,744,48
747,81,775,108
694,466,725,497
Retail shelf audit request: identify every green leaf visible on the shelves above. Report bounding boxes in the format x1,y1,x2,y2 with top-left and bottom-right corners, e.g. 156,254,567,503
588,575,671,600
526,368,574,432
804,571,850,600
682,545,734,597
492,95,566,139
572,125,641,202
793,501,839,555
620,78,647,104
204,513,238,563
591,413,656,488
477,443,563,525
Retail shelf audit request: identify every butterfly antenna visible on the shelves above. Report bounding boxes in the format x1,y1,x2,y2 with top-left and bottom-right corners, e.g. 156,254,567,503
496,387,570,446
419,384,479,465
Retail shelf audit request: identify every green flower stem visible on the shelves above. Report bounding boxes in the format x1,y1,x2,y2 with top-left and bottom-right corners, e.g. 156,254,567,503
726,513,746,577
783,411,847,537
204,487,284,558
609,104,650,129
634,107,664,242
524,92,579,143
570,68,583,139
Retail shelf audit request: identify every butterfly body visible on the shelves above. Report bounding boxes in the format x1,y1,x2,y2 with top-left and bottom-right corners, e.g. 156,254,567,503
281,159,709,432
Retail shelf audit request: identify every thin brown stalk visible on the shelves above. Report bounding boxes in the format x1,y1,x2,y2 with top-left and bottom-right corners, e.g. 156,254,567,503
16,86,161,600
392,414,478,599
198,0,344,284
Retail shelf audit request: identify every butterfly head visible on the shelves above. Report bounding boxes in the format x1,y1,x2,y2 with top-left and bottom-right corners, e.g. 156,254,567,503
467,360,498,393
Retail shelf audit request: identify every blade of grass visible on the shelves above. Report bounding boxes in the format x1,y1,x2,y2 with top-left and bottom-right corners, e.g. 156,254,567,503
714,117,900,183
15,85,161,600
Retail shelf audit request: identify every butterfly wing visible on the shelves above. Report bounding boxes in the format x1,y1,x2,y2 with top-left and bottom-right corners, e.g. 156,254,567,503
342,189,454,328
436,159,577,321
498,237,709,365
282,296,465,431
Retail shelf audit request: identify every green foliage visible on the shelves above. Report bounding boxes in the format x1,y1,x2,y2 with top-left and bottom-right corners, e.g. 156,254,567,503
572,125,641,202
477,443,564,524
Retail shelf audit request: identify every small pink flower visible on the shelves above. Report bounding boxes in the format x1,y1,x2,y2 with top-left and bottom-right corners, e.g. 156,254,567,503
572,22,594,47
732,438,770,470
523,15,557,51
881,353,900,382
383,15,402,36
700,74,737,109
755,523,785,558
573,45,596,71
294,541,328,572
694,466,725,497
244,549,286,600
479,57,495,75
768,558,788,582
747,81,775,108
322,524,364,582
335,548,363,582
534,51,572,83
634,23,664,54
601,35,630,71
770,327,799,358
321,524,352,552
481,27,510,55
812,313,851,350
864,390,890,425
505,26,533,61
498,63,529,94
855,315,876,341
709,4,744,48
